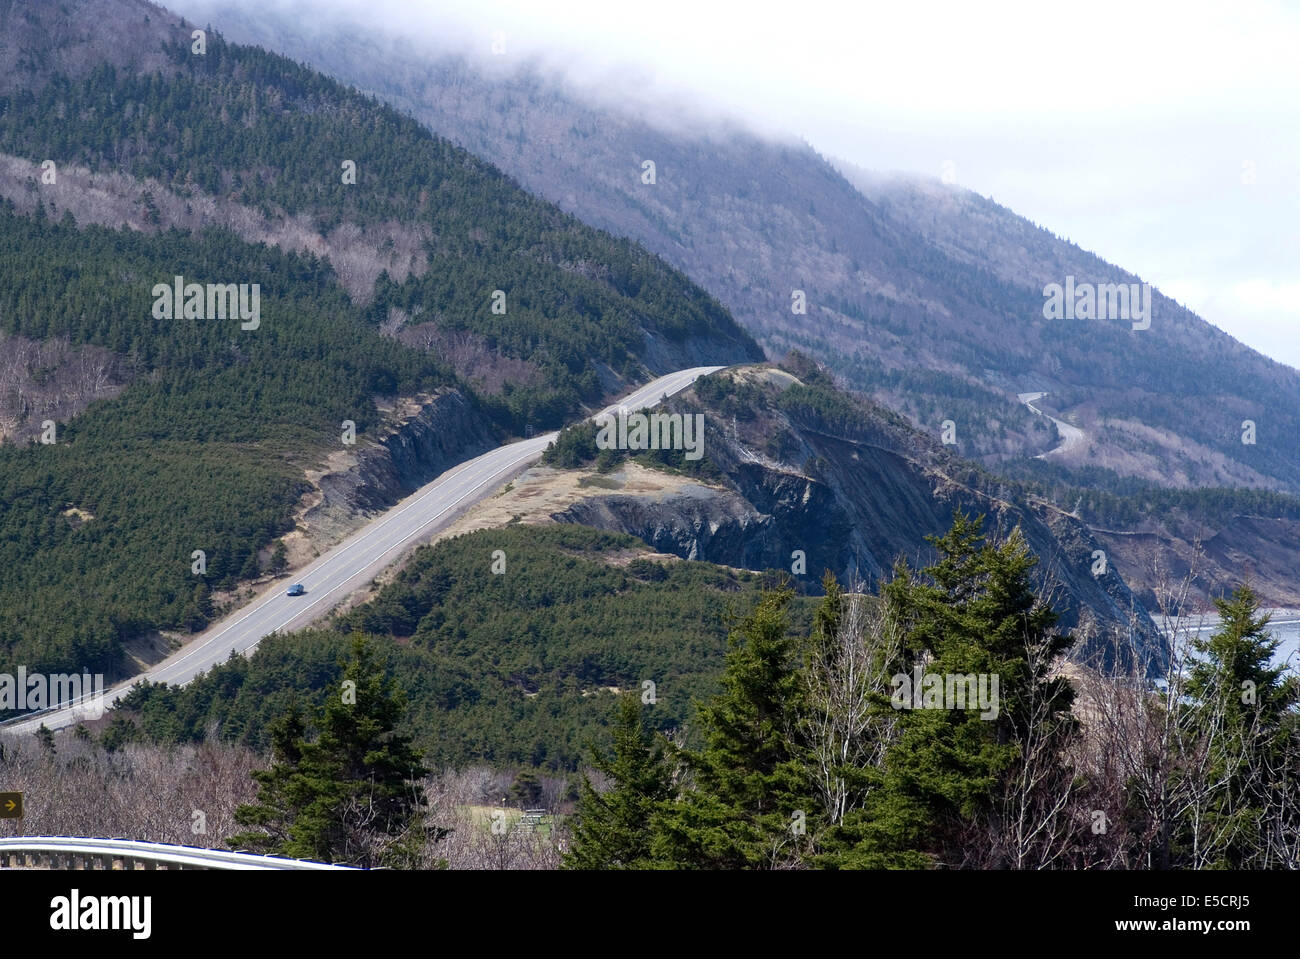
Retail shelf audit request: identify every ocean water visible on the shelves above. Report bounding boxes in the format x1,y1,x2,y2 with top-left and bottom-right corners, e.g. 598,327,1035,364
1175,608,1300,675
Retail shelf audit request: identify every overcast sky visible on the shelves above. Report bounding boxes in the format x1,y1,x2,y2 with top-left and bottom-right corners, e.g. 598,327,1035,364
177,0,1300,369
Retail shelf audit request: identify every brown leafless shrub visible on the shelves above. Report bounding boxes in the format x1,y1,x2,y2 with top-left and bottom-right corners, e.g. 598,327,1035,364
414,767,566,870
0,333,130,444
393,322,541,395
0,733,262,845
1061,541,1264,869
798,581,900,831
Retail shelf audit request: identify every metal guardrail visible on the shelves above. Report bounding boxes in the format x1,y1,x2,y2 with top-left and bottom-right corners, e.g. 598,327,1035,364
0,837,356,870
0,702,90,729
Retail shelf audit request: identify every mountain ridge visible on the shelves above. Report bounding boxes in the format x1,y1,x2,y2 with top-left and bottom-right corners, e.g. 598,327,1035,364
167,2,1300,610
179,2,1300,489
0,0,760,678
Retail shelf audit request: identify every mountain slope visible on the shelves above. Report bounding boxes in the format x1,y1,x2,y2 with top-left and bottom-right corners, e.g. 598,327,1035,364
180,3,1300,496
162,2,1300,611
535,358,1157,664
108,524,797,770
0,0,760,680
0,0,761,428
842,167,1300,490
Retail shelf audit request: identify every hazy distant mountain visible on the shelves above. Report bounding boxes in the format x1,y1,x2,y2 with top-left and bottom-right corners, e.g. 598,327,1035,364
177,2,1300,496
170,2,1300,609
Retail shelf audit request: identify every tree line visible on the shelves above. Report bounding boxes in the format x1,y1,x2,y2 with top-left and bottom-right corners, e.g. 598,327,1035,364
125,511,1299,869
565,512,1300,869
103,525,797,770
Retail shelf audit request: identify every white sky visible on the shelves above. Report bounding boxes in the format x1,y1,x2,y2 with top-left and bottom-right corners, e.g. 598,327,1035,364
178,0,1300,369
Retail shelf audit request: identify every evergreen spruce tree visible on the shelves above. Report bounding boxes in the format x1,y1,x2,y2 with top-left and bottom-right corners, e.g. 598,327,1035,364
861,512,1076,867
269,540,289,573
510,770,543,808
231,636,428,867
651,586,816,868
1183,584,1298,867
563,693,671,869
36,723,56,756
228,699,306,856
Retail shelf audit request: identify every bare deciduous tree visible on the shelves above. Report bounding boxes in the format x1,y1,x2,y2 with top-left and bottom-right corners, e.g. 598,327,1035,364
798,579,900,832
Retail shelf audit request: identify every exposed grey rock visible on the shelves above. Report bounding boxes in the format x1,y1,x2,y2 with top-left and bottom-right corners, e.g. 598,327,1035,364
306,388,496,539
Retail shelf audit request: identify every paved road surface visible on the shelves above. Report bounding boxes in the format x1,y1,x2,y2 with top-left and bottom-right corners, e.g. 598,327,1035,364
1018,391,1086,458
3,366,722,735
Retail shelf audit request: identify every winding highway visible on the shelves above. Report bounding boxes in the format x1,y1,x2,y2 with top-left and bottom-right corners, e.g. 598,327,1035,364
2,366,722,735
1018,391,1086,459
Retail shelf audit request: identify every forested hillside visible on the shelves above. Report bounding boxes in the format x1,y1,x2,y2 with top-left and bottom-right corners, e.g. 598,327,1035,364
0,0,760,681
167,1,1300,613
0,203,441,675
999,455,1300,607
103,525,808,769
180,2,1300,495
0,8,759,428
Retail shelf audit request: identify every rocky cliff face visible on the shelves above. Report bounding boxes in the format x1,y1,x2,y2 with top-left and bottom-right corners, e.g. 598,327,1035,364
302,388,496,542
559,482,789,570
551,366,1159,665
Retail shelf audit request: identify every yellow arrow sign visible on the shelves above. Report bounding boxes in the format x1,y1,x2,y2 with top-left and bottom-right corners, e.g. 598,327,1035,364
0,792,22,819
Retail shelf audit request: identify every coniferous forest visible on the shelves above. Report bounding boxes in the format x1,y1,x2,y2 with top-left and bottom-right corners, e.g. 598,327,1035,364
44,512,1295,871
0,2,1296,897
0,29,758,677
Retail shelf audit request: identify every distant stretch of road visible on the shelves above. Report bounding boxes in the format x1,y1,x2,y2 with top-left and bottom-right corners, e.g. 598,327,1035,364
1017,391,1086,459
3,366,722,735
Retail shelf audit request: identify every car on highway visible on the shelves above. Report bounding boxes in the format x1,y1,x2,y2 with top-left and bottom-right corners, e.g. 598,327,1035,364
286,583,306,596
